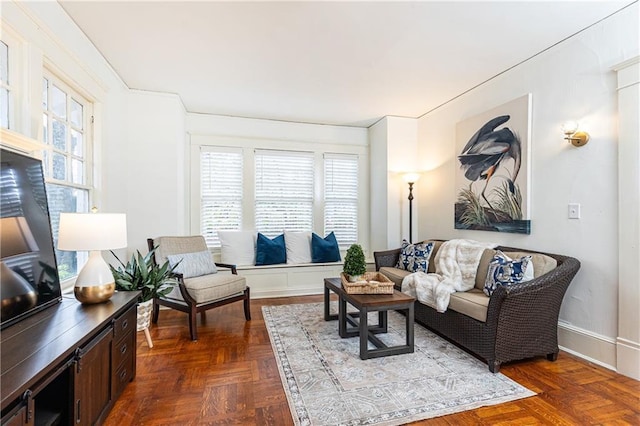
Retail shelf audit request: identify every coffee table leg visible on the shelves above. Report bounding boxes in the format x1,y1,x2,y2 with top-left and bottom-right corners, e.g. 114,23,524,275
338,295,347,337
324,284,330,321
407,302,414,351
360,306,369,360
379,311,387,333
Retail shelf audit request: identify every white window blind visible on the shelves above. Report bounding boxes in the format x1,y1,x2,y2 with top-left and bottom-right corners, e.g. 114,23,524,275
255,150,313,237
200,148,243,247
324,153,358,247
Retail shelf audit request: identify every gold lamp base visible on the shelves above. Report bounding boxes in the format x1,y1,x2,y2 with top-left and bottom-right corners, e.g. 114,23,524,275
74,283,115,304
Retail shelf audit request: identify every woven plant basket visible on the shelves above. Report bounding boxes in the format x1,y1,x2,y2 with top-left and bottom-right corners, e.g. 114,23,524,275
340,272,394,294
137,299,153,331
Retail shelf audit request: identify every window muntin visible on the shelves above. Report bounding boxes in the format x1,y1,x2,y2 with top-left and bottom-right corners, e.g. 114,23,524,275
254,150,314,237
200,148,243,248
42,71,92,283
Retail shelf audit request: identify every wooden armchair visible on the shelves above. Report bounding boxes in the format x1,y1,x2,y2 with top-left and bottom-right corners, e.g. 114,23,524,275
147,236,251,341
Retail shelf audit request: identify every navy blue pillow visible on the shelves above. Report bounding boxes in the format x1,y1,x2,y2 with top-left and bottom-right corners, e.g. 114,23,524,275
311,232,341,263
255,233,286,265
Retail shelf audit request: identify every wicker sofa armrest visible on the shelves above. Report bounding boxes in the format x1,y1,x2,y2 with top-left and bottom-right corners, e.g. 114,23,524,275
486,254,580,321
484,254,580,366
215,262,238,274
373,248,401,271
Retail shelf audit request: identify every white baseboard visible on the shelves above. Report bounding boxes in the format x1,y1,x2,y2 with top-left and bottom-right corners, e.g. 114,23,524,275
557,321,617,371
616,337,640,380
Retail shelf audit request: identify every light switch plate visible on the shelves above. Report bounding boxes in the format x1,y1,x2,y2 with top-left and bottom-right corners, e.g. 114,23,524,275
568,203,581,219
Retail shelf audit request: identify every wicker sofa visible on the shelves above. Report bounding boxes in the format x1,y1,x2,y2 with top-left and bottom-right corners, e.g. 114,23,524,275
374,240,580,373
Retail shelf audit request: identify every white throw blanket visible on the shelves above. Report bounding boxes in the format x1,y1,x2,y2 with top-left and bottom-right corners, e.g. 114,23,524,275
401,239,497,312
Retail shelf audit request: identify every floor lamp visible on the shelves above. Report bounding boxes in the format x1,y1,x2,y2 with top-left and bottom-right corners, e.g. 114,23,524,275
403,173,421,243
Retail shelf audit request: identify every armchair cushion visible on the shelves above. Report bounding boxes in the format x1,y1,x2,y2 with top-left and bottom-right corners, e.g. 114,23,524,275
256,233,286,265
167,250,217,278
311,232,341,263
154,235,208,265
178,274,246,304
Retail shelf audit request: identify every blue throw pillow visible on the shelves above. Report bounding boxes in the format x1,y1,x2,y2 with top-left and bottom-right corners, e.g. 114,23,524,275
255,233,286,265
311,232,341,263
484,250,534,296
396,240,434,272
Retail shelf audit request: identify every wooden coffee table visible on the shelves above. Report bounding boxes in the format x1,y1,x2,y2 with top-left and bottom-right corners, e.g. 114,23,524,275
324,277,415,360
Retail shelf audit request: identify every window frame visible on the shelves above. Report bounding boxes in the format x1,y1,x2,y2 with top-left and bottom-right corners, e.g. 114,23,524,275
190,135,370,255
41,68,94,290
0,28,23,131
199,146,244,248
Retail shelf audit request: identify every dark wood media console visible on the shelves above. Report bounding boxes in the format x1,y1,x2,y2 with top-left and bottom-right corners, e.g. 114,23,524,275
1,291,139,425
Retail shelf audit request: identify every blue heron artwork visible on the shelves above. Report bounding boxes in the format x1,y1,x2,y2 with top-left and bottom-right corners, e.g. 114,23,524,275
454,95,531,234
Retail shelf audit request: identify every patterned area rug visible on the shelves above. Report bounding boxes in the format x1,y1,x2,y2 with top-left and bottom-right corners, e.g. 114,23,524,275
263,302,534,426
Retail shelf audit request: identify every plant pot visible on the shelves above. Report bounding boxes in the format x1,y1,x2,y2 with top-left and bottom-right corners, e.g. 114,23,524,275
348,274,363,283
137,300,153,332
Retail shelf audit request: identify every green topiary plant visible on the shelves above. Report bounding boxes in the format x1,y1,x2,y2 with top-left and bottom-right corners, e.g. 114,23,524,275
343,244,366,279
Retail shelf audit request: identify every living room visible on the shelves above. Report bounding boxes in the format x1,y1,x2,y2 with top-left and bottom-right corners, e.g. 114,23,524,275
1,1,638,424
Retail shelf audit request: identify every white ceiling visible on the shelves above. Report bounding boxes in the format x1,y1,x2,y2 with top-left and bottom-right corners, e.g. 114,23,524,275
59,1,632,127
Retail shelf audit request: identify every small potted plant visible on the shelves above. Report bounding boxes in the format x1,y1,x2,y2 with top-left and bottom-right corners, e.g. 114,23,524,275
343,244,367,282
109,247,178,340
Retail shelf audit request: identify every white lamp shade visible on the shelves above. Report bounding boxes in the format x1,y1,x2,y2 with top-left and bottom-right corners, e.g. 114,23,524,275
58,213,127,251
402,172,421,184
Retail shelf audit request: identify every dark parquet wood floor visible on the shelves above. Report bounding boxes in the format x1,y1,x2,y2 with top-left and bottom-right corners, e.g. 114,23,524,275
104,295,640,425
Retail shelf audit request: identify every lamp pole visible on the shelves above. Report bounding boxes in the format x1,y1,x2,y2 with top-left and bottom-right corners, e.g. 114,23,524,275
408,181,414,243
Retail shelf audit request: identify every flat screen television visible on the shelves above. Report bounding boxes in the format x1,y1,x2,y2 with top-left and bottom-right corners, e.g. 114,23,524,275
1,147,62,329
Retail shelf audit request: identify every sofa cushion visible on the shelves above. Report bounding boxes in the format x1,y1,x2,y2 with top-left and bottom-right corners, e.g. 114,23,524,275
475,249,558,290
505,251,557,277
475,249,498,290
285,231,312,264
167,250,217,278
311,232,341,263
379,267,411,288
256,233,286,265
165,273,246,304
421,240,443,273
218,231,257,266
483,251,534,296
396,240,434,272
449,289,490,322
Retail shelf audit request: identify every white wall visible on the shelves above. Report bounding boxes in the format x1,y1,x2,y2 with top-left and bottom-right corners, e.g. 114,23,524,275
123,91,187,254
369,116,420,251
0,1,188,258
416,4,639,368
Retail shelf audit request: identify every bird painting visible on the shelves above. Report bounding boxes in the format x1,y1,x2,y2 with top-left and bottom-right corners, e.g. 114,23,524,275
455,109,530,234
458,115,521,211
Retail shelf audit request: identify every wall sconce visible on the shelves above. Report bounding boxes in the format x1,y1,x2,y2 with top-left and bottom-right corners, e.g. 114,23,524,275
402,173,421,243
562,121,590,147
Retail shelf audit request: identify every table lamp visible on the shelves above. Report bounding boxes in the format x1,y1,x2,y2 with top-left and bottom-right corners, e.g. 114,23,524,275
58,212,127,304
0,216,39,320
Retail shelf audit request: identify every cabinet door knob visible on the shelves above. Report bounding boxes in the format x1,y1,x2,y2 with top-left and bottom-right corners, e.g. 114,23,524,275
122,319,128,330
120,343,127,354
